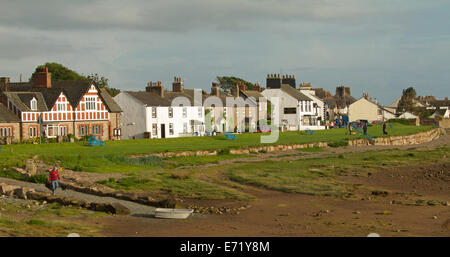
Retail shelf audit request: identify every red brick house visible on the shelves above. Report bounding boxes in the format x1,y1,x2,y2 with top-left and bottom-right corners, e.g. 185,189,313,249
0,67,122,141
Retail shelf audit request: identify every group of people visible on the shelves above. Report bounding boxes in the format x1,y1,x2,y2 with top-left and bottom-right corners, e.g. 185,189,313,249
346,120,389,136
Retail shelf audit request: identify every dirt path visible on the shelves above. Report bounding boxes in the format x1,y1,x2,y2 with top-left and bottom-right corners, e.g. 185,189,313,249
0,177,156,217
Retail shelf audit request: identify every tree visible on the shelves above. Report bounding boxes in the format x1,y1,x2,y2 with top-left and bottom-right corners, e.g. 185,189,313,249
397,87,417,113
34,63,121,97
35,62,85,81
86,73,120,97
216,76,254,93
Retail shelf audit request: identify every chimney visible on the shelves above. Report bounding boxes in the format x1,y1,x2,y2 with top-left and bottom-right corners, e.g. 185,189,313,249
254,82,261,92
211,82,220,96
0,77,10,92
238,83,246,92
281,74,296,89
172,76,184,92
233,84,240,97
146,81,164,97
32,67,52,88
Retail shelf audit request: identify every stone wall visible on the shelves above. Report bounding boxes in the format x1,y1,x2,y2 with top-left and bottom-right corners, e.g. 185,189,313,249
142,128,442,158
348,128,442,147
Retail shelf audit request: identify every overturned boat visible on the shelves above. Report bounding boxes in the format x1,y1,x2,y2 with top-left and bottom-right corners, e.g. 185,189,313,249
154,208,194,219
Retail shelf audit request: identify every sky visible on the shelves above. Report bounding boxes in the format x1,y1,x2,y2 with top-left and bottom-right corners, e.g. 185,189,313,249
0,0,449,105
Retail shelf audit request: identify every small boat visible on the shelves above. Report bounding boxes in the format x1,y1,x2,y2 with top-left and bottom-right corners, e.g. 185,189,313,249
154,208,194,219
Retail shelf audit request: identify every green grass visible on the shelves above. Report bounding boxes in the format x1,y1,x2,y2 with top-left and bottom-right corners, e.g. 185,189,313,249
297,147,326,152
0,123,433,173
224,146,449,197
0,199,104,237
97,169,254,201
164,154,253,168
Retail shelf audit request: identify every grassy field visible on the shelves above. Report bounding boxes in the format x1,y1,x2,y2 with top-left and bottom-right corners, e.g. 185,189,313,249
0,199,104,237
0,123,433,173
223,146,449,197
97,146,449,200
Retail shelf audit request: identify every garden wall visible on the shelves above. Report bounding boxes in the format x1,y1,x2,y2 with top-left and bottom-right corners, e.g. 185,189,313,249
147,128,443,158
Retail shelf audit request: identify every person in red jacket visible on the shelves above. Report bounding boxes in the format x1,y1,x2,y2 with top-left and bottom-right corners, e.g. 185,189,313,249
48,166,61,195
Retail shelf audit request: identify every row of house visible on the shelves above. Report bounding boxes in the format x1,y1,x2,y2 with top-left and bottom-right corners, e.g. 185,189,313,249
1,68,448,142
0,67,122,143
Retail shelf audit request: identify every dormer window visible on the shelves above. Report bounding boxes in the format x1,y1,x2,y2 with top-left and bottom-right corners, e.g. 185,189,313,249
30,98,37,111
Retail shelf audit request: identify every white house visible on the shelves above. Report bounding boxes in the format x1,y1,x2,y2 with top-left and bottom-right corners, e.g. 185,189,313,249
397,111,418,119
261,74,324,131
349,94,394,122
298,83,326,124
114,77,205,139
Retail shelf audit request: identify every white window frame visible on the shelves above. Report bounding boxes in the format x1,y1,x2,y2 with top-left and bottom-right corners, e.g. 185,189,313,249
168,107,173,118
182,107,187,118
30,98,37,111
152,108,157,118
152,124,157,136
57,102,66,111
198,107,202,117
169,123,174,135
85,97,96,111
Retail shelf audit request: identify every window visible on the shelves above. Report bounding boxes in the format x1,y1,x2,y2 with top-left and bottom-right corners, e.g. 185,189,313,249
85,97,96,110
169,123,174,135
284,108,297,114
92,125,102,135
57,102,66,111
198,107,202,117
183,122,187,133
152,108,157,118
168,107,173,118
378,109,382,115
59,126,67,136
78,125,89,136
30,98,37,111
152,124,157,136
29,127,37,138
0,127,12,137
182,107,187,118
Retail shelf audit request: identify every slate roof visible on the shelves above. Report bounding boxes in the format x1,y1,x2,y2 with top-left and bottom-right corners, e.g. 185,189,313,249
6,80,121,112
128,89,212,107
0,103,20,123
5,92,48,111
279,84,313,101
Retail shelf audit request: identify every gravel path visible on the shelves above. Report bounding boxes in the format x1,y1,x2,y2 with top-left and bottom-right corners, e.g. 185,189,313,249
0,177,156,217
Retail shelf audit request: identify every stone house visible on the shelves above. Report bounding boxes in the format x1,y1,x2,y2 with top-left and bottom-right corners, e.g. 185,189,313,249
0,67,122,141
348,94,391,122
0,102,20,143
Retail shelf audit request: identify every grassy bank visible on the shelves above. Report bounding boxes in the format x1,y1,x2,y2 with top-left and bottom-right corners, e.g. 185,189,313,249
0,198,104,237
0,123,433,173
97,146,449,200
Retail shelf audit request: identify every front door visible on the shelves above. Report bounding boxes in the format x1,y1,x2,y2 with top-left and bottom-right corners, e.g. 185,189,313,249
161,124,166,138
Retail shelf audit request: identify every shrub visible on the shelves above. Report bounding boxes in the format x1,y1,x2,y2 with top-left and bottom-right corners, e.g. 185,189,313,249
328,141,348,148
218,148,230,155
29,174,48,184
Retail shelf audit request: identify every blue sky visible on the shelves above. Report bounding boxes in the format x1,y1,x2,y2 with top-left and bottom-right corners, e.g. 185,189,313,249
0,0,449,105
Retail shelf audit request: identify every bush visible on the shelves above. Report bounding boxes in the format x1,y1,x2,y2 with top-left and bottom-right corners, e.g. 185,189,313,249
29,174,48,184
388,118,415,126
218,148,230,155
328,141,348,148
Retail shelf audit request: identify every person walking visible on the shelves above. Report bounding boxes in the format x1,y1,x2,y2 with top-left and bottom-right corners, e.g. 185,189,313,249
383,122,388,135
48,166,61,195
363,121,368,135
